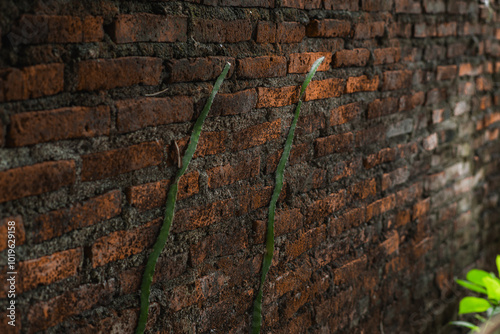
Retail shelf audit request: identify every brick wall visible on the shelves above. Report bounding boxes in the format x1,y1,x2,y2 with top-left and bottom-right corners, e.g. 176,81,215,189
1,0,500,333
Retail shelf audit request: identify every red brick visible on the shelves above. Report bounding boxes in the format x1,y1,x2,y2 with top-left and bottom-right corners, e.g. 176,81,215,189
345,75,379,93
207,157,260,188
1,248,82,298
331,158,361,182
0,216,25,252
330,102,363,126
111,14,187,43
173,131,227,161
256,21,276,43
304,78,345,101
26,281,115,333
355,125,386,147
256,86,299,108
237,56,287,79
193,19,251,43
190,229,248,265
333,49,370,67
382,167,410,190
173,198,234,233
363,147,397,169
81,141,163,181
395,0,422,13
8,106,110,146
91,218,161,267
210,89,257,117
306,19,351,38
285,226,327,260
277,22,306,43
232,119,281,151
382,70,412,91
126,171,199,211
306,190,346,223
314,132,353,157
168,56,235,83
399,91,425,111
83,16,104,42
366,194,396,221
116,96,193,133
76,57,162,91
330,207,365,236
32,190,122,243
373,47,401,65
349,178,377,200
354,22,385,39
0,160,76,203
0,63,64,102
253,207,303,244
288,52,332,73
367,97,398,119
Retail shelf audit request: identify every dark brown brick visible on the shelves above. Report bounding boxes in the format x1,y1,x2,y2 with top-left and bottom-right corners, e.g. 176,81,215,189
168,56,235,83
232,119,281,151
330,102,363,126
209,89,257,117
277,22,306,43
207,157,260,188
333,49,370,67
367,97,398,119
190,229,248,265
256,21,276,43
111,14,187,43
173,131,227,160
314,132,353,157
0,216,25,252
237,56,287,79
354,22,385,39
382,70,412,91
306,19,351,38
349,178,377,200
373,47,401,65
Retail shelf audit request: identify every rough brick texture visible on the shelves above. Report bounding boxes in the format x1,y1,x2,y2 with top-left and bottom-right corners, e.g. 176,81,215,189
1,1,499,334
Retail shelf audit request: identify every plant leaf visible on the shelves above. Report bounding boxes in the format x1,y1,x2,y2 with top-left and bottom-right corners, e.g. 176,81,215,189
250,57,324,334
483,277,500,302
459,297,492,315
456,279,488,294
467,269,491,287
135,63,231,334
449,321,480,331
497,255,500,278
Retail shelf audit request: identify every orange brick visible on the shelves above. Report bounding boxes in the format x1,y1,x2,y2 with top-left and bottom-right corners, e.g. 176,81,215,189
173,131,227,160
285,226,327,260
232,119,281,151
330,102,363,126
256,21,276,43
207,157,260,188
288,52,332,73
366,194,396,221
345,75,379,93
304,78,345,101
349,178,377,200
331,158,362,182
257,86,299,108
330,207,365,236
379,230,399,255
237,56,287,79
32,190,122,243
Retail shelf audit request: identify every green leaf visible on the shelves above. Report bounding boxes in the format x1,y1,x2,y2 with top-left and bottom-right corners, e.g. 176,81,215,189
467,269,491,287
496,255,500,278
456,279,488,294
449,321,480,331
135,63,231,334
483,276,500,302
459,297,492,315
251,57,325,334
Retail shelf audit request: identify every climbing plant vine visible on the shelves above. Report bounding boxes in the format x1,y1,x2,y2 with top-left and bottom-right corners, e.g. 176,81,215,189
250,57,325,334
135,63,231,334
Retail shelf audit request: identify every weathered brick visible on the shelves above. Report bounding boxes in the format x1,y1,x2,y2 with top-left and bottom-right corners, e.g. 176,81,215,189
399,91,425,111
423,0,446,13
379,230,399,255
277,22,306,43
0,160,76,203
354,22,385,39
382,70,412,91
168,56,235,83
210,89,257,117
366,194,396,221
237,56,287,79
76,57,162,91
288,52,332,73
207,157,260,188
367,97,398,119
356,125,386,147
232,119,281,151
362,0,393,11
412,198,430,220
314,132,353,157
330,207,365,236
382,167,410,190
324,0,359,10
282,0,322,8
363,147,397,169
193,19,251,43
190,229,248,265
334,49,370,67
126,171,199,211
0,216,25,252
387,118,414,138
395,0,422,13
111,14,187,43
304,78,345,101
306,19,351,38
349,178,377,200
173,197,235,233
396,182,423,206
285,226,328,260
333,255,368,285
1,248,82,298
345,75,379,93
32,190,122,243
256,21,276,43
296,113,326,135
423,133,438,150
26,281,115,333
459,63,482,76
173,131,227,161
332,158,362,182
8,106,110,146
306,190,346,223
253,207,303,244
373,47,401,65
0,63,64,102
83,16,104,42
116,96,193,133
81,141,163,181
425,88,447,106
265,143,308,174
91,219,161,267
330,102,363,126
437,22,457,37
256,86,299,108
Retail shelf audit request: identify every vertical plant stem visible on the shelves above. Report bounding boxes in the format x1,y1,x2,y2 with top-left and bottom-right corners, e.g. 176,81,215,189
250,57,325,334
135,63,231,334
